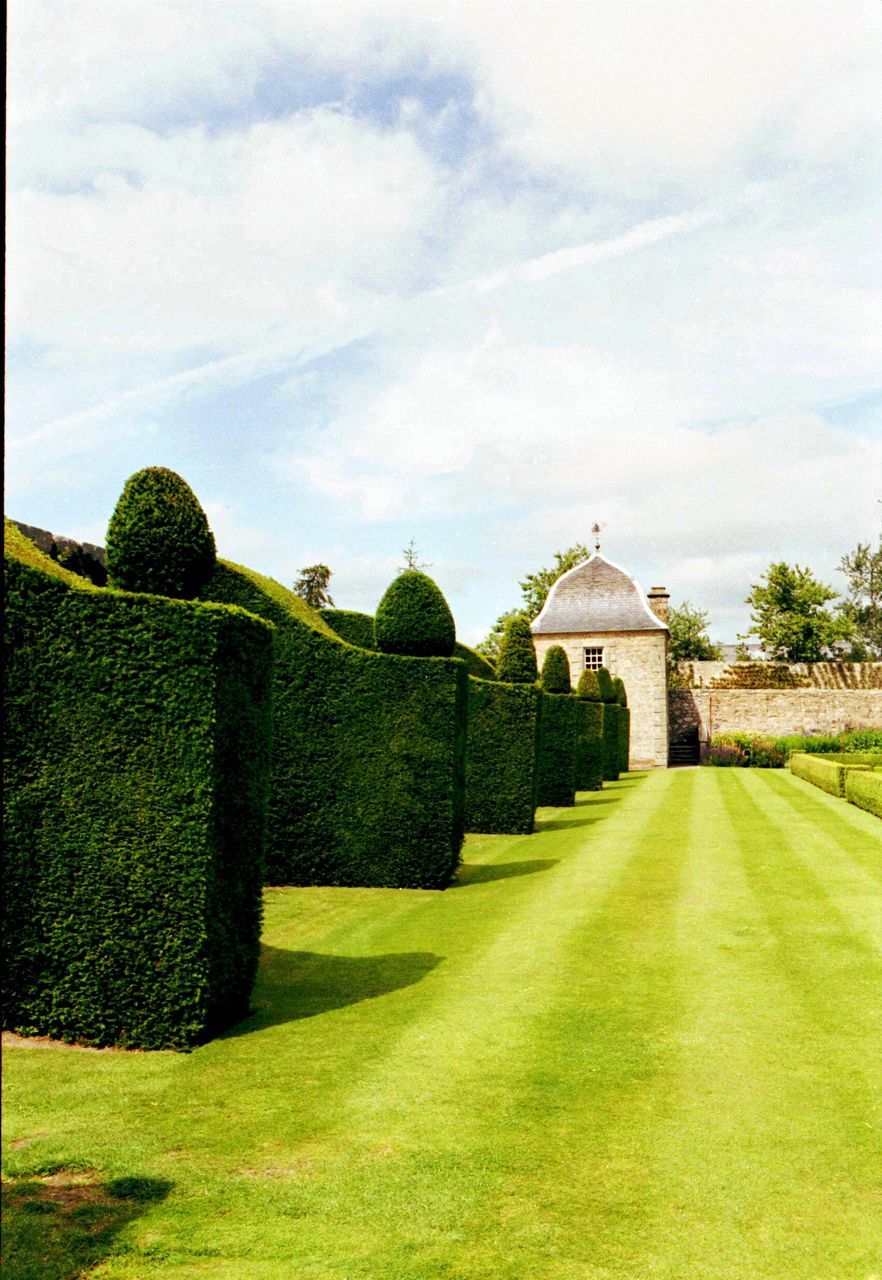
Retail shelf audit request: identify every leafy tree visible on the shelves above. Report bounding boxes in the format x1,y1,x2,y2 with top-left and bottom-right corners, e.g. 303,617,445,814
293,564,334,610
837,533,882,659
668,601,722,662
477,544,590,660
741,561,849,662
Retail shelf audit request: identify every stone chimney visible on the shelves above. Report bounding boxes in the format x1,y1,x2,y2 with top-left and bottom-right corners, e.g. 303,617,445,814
647,586,670,626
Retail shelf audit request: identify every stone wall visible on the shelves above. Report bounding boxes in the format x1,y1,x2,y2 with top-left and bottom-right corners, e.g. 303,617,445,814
669,688,882,748
678,660,882,689
534,630,668,768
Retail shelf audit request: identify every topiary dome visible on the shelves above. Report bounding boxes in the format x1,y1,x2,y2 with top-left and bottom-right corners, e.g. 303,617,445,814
374,570,456,657
612,675,628,707
541,645,571,693
595,666,617,704
496,615,538,684
576,669,602,701
106,467,216,599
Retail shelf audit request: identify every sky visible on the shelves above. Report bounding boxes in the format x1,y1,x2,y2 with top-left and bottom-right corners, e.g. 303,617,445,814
6,0,882,644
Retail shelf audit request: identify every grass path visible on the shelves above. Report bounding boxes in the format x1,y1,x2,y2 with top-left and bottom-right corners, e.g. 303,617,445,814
2,770,881,1278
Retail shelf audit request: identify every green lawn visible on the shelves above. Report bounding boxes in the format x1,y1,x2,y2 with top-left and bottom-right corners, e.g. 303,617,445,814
3,769,881,1279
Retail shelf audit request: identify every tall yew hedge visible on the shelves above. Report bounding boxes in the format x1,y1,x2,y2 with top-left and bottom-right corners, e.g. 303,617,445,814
536,692,577,807
3,524,272,1049
201,561,467,887
464,678,541,833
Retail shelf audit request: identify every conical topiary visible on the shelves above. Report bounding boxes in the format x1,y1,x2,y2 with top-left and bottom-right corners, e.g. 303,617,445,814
596,666,617,704
374,570,456,657
541,645,571,693
577,669,602,701
106,467,216,598
496,615,538,684
612,675,628,707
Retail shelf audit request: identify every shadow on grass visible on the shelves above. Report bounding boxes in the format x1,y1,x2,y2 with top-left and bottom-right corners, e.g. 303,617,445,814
1,1171,172,1280
224,948,443,1037
453,858,559,887
534,774,648,832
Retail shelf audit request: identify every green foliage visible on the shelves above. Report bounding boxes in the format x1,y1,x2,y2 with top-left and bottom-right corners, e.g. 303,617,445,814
475,609,527,664
709,663,810,689
706,728,882,767
321,609,377,650
3,531,272,1049
837,533,882,659
293,564,334,609
612,676,628,707
201,561,467,888
496,615,539,684
600,704,621,782
668,601,722,662
595,666,617,703
105,466,216,599
541,645,571,693
742,561,848,661
455,643,497,680
374,570,456,658
536,693,577,806
573,700,604,791
844,768,882,818
576,669,602,701
464,678,540,833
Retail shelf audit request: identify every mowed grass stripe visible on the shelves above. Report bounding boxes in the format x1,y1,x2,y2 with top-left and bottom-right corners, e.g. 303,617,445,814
764,766,882,884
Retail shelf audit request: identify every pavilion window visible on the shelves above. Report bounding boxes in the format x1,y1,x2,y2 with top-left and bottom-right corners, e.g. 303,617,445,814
583,646,604,670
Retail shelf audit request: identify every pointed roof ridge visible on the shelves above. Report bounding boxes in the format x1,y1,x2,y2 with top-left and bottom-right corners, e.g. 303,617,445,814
531,550,667,635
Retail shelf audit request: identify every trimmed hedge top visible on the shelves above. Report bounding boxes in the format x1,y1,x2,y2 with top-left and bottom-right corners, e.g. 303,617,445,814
374,570,456,658
106,466,216,598
541,645,571,693
497,615,538,684
612,675,628,707
596,666,617,703
577,669,602,701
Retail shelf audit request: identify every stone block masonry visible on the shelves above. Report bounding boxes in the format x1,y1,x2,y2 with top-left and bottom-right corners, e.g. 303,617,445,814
534,630,668,769
669,688,882,749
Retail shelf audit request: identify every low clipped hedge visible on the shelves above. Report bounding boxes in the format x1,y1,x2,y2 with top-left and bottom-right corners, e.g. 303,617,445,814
573,701,604,791
3,525,272,1049
464,678,540,833
789,753,870,798
536,692,577,807
201,561,467,888
844,769,882,818
322,609,497,679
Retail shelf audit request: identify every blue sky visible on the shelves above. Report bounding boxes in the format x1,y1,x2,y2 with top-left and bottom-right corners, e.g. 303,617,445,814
6,0,882,642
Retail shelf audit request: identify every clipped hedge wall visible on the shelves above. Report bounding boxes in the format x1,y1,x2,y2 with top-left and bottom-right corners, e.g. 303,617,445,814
3,526,272,1050
617,706,631,775
844,769,882,818
464,678,540,833
536,692,577,807
201,561,467,888
573,700,604,792
321,608,497,679
601,704,621,782
789,753,869,798
321,608,376,650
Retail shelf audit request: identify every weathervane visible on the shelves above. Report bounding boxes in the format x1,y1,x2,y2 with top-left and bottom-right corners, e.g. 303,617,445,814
591,522,604,553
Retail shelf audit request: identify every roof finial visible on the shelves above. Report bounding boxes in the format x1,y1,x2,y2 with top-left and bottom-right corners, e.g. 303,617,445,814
591,521,603,553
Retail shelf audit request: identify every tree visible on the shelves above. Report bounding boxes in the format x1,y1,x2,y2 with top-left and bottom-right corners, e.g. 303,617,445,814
837,533,882,659
293,564,334,610
399,539,431,573
477,544,590,660
106,466,216,599
741,561,849,662
496,615,538,683
374,570,455,658
668,601,722,662
540,645,571,693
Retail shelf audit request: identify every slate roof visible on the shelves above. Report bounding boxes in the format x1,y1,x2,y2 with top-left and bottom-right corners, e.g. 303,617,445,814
531,553,667,635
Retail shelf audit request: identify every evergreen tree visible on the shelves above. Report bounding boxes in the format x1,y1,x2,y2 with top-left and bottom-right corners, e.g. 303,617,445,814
496,615,538,684
540,645,571,693
293,564,334,610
